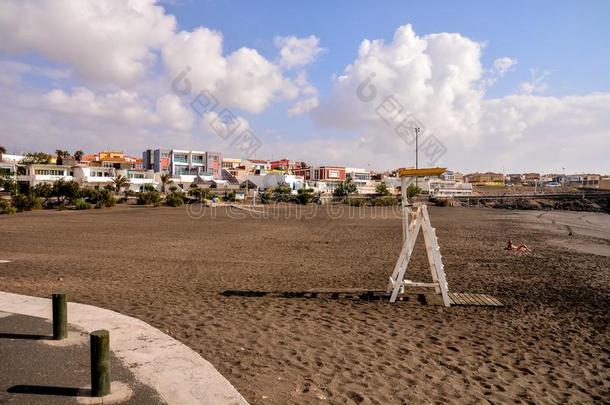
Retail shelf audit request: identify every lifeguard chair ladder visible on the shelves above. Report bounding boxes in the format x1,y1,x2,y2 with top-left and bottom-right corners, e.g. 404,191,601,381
387,168,451,307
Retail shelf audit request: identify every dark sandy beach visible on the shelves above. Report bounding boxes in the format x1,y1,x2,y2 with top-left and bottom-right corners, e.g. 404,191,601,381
0,205,608,404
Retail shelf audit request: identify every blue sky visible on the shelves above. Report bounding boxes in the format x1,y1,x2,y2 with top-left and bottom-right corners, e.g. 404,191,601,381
1,0,609,173
164,0,610,97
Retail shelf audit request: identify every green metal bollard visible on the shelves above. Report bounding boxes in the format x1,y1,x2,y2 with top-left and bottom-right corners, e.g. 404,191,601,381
52,293,67,340
90,330,111,397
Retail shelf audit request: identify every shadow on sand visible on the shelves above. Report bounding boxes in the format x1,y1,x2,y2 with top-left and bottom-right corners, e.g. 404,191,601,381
0,333,51,340
8,385,91,397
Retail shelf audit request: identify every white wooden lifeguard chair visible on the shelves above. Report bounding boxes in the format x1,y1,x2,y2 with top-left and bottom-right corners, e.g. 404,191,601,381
387,167,452,306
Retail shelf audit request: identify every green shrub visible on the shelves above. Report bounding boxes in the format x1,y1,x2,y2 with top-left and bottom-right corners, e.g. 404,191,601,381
346,198,366,206
406,184,422,199
296,188,314,205
375,182,390,196
188,187,210,202
371,196,398,206
11,193,42,211
222,191,236,202
165,192,185,207
98,189,116,207
0,199,16,214
74,198,93,210
0,177,18,194
432,198,453,207
84,188,114,208
259,191,271,204
137,190,161,206
52,179,80,205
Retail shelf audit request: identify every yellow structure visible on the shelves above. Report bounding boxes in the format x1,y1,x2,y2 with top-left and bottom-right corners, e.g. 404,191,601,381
98,151,125,162
398,167,447,177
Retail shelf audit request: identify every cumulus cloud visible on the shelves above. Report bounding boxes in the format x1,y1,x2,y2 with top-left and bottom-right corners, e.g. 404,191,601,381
493,57,518,76
518,69,550,95
287,71,319,115
317,24,484,143
0,84,197,154
0,0,176,86
163,28,300,113
288,97,320,116
155,94,194,131
42,87,158,125
477,93,610,171
0,4,607,173
200,110,250,139
274,35,324,69
309,24,610,172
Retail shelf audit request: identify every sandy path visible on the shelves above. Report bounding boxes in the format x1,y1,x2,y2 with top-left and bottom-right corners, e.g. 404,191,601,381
0,206,608,404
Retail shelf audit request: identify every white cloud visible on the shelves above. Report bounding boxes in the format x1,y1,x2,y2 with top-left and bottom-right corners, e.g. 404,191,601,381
274,35,324,69
201,110,250,137
42,87,158,125
288,97,319,116
308,24,610,172
162,28,300,113
493,57,518,76
0,7,607,173
287,71,319,115
518,69,550,95
317,24,484,143
0,0,176,86
0,85,198,154
155,94,194,131
477,93,610,171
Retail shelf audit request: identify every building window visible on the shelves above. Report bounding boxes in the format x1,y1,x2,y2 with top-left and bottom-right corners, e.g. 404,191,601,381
174,154,188,163
192,155,204,164
35,169,65,176
353,173,369,181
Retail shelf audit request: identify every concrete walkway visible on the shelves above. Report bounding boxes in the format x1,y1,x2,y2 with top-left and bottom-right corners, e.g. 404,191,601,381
0,291,248,405
0,312,164,404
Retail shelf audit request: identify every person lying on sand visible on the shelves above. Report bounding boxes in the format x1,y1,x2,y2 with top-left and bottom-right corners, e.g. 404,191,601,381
505,240,531,252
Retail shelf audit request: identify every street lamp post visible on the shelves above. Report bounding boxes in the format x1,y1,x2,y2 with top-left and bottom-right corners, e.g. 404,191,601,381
415,127,420,187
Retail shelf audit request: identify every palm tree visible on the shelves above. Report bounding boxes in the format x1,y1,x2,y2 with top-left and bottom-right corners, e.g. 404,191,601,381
160,173,172,193
112,175,129,194
0,145,6,154
55,149,69,159
74,150,84,161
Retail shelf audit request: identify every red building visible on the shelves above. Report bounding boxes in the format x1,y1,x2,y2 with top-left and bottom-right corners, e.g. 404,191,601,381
270,158,303,171
317,166,346,181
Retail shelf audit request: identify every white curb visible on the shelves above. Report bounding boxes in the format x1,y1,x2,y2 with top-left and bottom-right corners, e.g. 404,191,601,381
0,291,248,405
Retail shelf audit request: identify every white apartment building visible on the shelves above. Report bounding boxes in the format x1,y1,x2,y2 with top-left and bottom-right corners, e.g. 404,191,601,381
143,149,222,186
245,174,305,194
346,167,375,194
119,169,157,192
427,180,473,198
221,157,242,170
243,159,271,173
16,164,74,187
0,154,24,178
74,166,115,189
